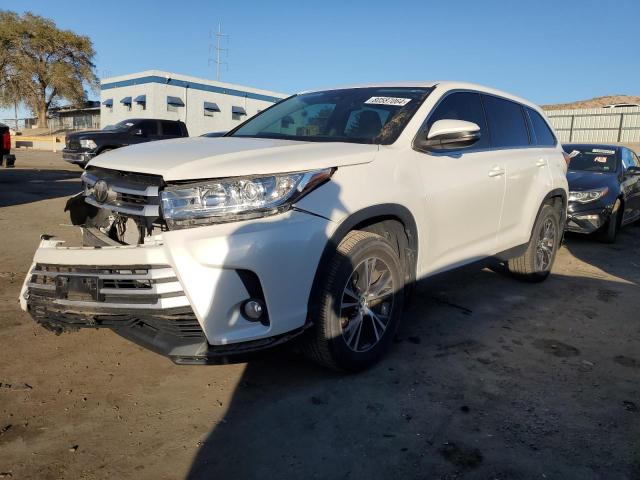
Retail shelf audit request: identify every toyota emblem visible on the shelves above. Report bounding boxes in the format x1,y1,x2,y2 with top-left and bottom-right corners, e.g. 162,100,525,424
93,180,109,203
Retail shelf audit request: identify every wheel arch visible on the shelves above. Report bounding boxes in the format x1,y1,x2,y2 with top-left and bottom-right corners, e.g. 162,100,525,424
544,188,567,212
307,204,418,317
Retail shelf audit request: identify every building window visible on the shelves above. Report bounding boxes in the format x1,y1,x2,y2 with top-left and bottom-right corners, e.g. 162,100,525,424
232,105,247,121
120,96,132,112
204,101,220,117
102,99,113,113
167,96,185,113
135,95,146,111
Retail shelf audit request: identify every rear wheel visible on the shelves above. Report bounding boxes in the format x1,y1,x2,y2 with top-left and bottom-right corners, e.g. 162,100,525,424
303,231,404,372
507,203,561,282
598,199,621,243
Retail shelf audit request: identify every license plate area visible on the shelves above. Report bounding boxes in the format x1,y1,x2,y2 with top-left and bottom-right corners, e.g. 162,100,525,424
55,276,101,302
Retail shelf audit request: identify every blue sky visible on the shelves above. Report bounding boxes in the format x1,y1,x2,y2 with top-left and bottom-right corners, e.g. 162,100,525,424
2,0,639,120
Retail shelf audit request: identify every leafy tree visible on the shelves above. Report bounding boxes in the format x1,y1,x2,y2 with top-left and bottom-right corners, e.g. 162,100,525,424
0,11,98,128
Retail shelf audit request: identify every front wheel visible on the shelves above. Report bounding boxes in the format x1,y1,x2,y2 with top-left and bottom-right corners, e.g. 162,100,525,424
597,199,621,243
507,203,561,282
303,231,404,372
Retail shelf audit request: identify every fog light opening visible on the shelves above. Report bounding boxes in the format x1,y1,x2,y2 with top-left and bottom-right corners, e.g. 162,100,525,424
243,299,265,322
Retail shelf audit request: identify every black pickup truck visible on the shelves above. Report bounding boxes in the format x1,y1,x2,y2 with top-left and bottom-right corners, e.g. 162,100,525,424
62,118,188,168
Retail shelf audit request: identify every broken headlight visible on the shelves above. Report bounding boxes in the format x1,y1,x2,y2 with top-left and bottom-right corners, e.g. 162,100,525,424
160,169,333,228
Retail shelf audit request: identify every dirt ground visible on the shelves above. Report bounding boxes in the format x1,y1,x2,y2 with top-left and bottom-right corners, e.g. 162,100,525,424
0,150,639,480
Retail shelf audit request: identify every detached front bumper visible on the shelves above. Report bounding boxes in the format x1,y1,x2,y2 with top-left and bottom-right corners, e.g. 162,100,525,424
62,149,95,165
565,204,611,234
21,211,331,364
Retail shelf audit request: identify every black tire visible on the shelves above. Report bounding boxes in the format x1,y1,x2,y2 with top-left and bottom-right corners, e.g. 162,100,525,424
507,203,562,282
303,231,405,372
597,199,621,243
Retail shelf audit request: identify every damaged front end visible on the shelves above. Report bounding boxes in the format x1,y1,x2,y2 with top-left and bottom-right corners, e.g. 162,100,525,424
19,167,213,363
21,165,327,364
66,167,166,246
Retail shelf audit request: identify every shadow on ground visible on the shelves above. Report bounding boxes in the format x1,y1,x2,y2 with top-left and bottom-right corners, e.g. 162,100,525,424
564,227,640,285
0,169,81,207
187,233,640,479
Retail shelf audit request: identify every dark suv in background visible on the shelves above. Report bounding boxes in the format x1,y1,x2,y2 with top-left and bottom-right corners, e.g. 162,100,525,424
62,119,188,168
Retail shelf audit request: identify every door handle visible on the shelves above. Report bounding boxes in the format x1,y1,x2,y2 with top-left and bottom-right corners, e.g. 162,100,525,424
536,158,546,167
488,166,505,177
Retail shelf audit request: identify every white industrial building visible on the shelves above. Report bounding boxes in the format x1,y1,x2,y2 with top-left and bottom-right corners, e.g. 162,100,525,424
100,70,287,136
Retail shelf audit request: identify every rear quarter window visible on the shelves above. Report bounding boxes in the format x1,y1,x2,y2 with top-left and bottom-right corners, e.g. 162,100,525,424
161,121,182,136
526,108,556,146
481,95,530,148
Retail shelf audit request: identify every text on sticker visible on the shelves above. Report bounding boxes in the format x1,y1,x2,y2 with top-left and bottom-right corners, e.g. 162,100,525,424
592,148,615,154
365,97,412,106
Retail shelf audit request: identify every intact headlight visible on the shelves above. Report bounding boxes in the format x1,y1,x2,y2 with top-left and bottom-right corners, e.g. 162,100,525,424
80,139,97,149
568,187,608,204
161,168,333,228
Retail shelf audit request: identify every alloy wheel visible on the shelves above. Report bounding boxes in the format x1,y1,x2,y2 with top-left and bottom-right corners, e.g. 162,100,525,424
535,217,556,271
340,256,395,353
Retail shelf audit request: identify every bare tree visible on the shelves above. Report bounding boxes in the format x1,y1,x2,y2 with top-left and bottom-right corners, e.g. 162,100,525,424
0,11,98,128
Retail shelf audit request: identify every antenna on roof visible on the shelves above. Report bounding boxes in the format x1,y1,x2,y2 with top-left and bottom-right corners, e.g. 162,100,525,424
208,23,229,82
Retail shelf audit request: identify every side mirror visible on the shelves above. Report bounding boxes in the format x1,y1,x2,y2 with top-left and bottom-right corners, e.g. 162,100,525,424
418,119,481,151
626,165,640,176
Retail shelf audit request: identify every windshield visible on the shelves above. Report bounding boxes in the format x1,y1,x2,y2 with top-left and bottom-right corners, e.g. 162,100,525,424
564,146,618,173
229,87,433,144
103,120,136,131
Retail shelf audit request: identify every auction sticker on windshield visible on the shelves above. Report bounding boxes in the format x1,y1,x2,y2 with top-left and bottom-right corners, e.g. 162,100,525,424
365,97,412,106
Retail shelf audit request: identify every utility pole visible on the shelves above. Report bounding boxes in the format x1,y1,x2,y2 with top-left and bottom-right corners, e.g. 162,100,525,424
209,23,229,81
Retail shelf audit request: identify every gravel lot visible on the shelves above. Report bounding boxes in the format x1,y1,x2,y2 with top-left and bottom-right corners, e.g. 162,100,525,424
1,150,639,480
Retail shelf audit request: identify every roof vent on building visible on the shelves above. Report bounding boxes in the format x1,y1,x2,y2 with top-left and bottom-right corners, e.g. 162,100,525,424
232,106,247,115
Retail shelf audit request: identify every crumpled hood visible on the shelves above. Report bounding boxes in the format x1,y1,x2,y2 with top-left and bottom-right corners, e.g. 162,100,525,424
87,137,378,181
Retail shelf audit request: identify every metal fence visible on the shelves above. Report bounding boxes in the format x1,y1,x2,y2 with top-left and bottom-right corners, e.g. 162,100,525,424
546,107,640,144
2,112,100,132
48,113,100,131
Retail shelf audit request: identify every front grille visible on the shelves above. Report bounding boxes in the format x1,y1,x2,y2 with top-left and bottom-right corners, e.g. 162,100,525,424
29,301,204,339
27,263,203,339
67,139,81,150
82,167,163,218
117,192,148,205
26,263,190,309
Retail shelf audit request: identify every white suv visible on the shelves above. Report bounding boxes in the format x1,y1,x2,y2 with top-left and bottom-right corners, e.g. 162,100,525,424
20,82,568,371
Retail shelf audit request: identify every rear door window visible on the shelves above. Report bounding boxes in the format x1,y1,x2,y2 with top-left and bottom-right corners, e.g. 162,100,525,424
161,121,182,136
526,108,557,146
481,95,530,148
424,92,490,149
137,120,158,136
